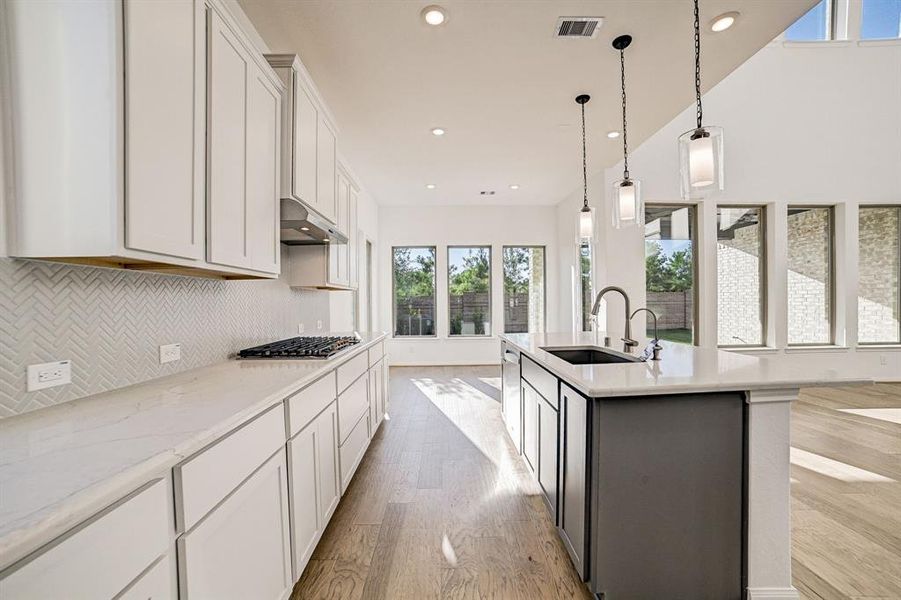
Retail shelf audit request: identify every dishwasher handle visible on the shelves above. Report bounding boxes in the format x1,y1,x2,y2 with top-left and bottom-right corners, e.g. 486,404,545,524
503,350,520,364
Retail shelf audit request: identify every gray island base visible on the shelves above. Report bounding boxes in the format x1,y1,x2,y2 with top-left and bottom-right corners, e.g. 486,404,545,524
500,332,870,600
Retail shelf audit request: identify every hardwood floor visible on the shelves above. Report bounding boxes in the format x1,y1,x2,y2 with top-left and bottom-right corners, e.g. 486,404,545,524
291,366,591,600
291,368,901,600
791,382,901,600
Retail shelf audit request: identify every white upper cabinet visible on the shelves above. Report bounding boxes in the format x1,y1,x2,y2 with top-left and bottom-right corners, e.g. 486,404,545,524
2,0,282,280
266,55,341,229
207,9,281,274
124,0,205,261
316,116,338,223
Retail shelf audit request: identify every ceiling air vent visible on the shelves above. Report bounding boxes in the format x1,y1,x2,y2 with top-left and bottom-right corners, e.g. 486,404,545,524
555,16,603,39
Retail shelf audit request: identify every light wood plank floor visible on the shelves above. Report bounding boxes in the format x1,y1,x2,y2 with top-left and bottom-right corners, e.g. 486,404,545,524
291,368,901,600
291,366,592,600
791,382,901,600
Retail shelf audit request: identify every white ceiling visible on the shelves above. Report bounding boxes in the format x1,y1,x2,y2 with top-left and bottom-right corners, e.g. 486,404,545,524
239,0,815,206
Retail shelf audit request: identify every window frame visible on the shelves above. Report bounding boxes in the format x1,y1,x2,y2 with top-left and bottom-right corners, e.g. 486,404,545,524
857,205,901,345
860,0,901,40
502,245,548,334
786,205,836,347
644,203,701,345
446,245,493,338
784,0,836,41
578,240,593,333
391,245,438,338
716,205,769,349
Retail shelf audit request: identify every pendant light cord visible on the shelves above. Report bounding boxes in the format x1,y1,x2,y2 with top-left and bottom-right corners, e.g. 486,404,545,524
581,101,588,209
694,0,703,130
620,48,629,181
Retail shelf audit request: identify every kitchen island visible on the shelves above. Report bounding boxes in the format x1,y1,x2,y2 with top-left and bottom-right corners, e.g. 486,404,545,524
500,332,870,600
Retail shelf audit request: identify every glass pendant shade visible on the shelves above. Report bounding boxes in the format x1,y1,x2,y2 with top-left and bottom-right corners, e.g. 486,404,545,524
578,205,594,240
612,179,642,228
679,126,724,199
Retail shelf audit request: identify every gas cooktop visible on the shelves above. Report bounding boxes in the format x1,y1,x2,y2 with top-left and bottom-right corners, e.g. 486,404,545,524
238,335,360,359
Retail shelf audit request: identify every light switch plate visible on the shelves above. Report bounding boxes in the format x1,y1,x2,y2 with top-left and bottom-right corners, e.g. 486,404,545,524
316,320,323,330
298,323,305,334
160,343,181,364
27,360,72,392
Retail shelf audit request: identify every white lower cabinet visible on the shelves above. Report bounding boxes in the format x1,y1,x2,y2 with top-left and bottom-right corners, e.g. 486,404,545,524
177,451,292,600
117,556,176,600
0,479,172,600
339,412,370,493
368,359,385,435
287,401,339,578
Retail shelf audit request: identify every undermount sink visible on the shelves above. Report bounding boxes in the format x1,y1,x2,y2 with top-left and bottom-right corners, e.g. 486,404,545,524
541,346,641,365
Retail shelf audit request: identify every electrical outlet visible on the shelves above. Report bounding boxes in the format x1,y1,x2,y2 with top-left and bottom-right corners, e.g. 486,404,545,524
27,360,72,392
298,323,305,334
316,320,323,331
880,354,888,366
159,343,181,364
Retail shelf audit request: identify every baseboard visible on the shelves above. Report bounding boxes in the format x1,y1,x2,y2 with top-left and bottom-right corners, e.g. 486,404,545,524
747,587,801,600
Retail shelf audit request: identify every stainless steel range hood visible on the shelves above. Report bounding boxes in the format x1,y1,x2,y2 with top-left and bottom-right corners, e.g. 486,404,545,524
280,198,347,245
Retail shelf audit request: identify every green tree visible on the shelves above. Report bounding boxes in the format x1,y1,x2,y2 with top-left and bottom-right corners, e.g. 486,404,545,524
645,242,693,292
449,249,489,294
645,242,669,292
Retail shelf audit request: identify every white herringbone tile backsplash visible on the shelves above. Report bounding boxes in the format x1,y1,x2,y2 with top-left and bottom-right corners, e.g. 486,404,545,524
0,253,330,418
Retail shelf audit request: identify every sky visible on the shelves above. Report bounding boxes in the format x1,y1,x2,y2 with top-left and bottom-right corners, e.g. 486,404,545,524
786,0,900,40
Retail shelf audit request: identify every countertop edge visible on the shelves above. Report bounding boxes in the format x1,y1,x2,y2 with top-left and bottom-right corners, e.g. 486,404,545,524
0,333,388,573
500,334,873,398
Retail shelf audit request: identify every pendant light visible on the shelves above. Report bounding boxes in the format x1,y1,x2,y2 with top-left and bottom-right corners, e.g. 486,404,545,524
679,0,724,200
576,94,594,240
611,35,642,229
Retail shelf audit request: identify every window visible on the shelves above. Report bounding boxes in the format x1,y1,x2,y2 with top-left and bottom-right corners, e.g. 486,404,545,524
448,246,491,336
717,207,766,346
393,246,436,336
861,0,901,39
503,246,546,333
645,205,697,344
858,207,900,344
579,241,593,332
785,0,832,40
787,207,834,345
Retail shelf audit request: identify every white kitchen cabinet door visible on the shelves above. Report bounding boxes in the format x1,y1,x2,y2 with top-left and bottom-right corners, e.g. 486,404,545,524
246,64,281,274
316,402,340,525
316,116,337,223
336,170,350,234
348,187,359,287
294,79,319,208
288,402,338,578
117,556,176,600
522,382,539,475
178,451,292,600
287,422,320,578
124,0,204,261
207,9,249,269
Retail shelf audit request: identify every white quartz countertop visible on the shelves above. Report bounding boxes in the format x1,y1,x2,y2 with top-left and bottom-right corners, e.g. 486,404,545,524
501,332,871,398
0,332,387,572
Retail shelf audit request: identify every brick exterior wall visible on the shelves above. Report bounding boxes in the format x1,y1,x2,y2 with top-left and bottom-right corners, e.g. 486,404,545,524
787,209,832,344
859,207,901,343
717,223,763,345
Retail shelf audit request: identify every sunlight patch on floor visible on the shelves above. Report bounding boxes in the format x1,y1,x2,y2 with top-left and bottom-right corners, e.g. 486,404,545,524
441,533,458,567
790,447,895,483
838,408,901,425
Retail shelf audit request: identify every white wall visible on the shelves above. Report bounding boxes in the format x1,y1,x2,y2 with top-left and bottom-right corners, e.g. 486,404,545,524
379,204,559,365
557,36,901,380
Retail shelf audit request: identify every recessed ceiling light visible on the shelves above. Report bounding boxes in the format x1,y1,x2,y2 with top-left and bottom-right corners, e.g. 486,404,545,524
607,131,620,139
300,226,310,231
509,184,520,190
431,127,445,136
710,11,739,32
421,5,447,26
426,183,436,189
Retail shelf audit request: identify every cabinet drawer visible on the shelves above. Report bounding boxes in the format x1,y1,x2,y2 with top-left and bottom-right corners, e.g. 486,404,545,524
522,355,557,409
286,371,337,438
118,556,175,600
339,413,369,492
175,405,285,532
337,352,368,393
337,374,369,444
177,451,292,600
368,341,384,366
1,479,169,599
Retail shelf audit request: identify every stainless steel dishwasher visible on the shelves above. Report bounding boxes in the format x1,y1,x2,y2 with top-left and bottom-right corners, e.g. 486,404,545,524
501,343,522,453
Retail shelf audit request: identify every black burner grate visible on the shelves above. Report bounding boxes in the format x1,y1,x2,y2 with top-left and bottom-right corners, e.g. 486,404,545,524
238,336,360,359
